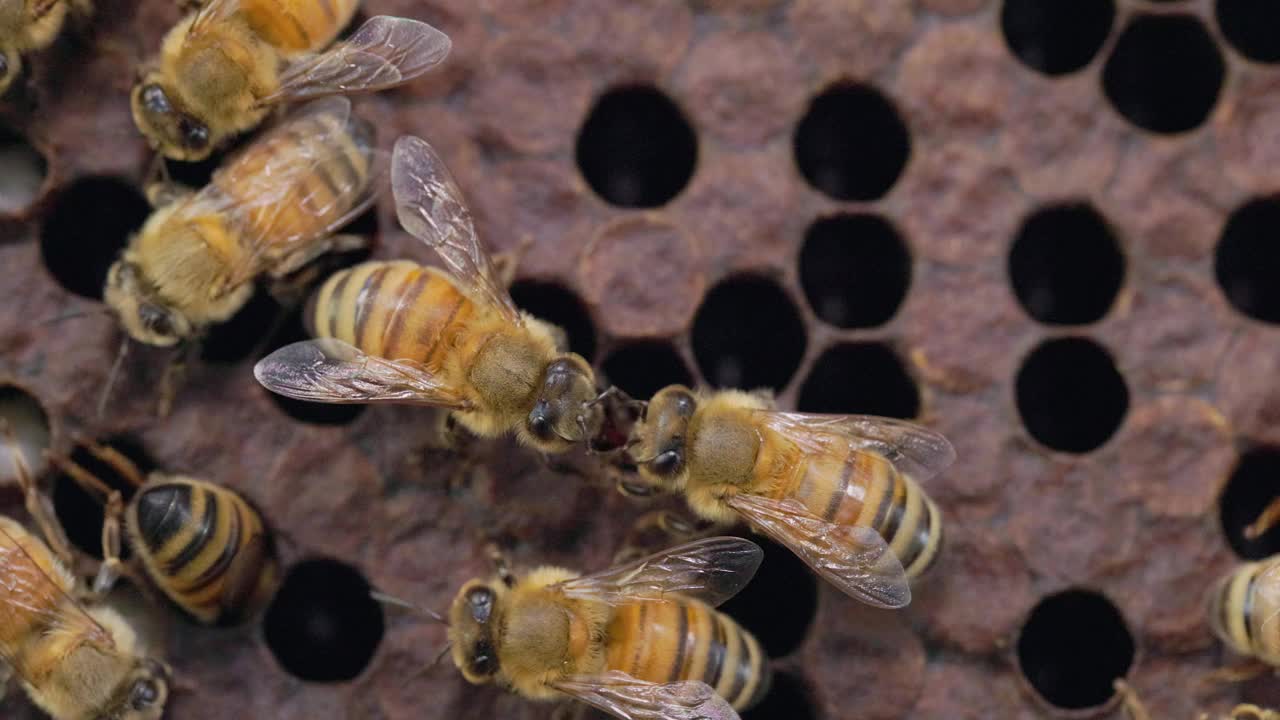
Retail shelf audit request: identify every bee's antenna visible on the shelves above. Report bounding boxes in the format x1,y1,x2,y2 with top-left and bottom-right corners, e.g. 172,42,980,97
39,307,114,326
432,642,453,667
369,590,448,626
97,338,129,420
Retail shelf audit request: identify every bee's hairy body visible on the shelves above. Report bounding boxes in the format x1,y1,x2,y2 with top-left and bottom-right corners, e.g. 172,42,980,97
1208,556,1280,666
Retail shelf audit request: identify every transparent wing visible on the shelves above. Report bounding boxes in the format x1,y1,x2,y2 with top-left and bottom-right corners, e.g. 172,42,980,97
727,494,910,609
391,134,523,325
755,410,955,483
556,537,762,607
1255,559,1280,638
254,339,471,408
554,672,740,720
262,16,451,104
186,0,239,38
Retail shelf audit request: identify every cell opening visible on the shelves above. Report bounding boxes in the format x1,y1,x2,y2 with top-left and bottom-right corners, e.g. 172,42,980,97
799,214,911,329
1215,198,1280,324
797,343,920,419
793,84,910,202
1015,338,1128,453
575,85,697,208
741,672,817,720
1102,14,1225,134
509,280,598,362
199,289,284,364
40,177,151,300
258,308,366,426
691,275,806,392
1017,589,1134,710
601,341,693,401
1216,0,1280,64
1000,0,1115,76
1008,203,1124,325
0,125,47,215
263,557,384,683
1218,448,1280,560
0,383,51,481
718,537,817,658
51,436,155,560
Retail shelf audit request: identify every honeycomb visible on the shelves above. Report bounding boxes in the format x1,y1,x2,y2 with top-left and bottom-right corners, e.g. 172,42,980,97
1,0,1279,717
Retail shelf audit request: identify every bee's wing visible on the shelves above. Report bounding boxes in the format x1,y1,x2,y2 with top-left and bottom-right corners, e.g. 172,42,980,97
186,0,241,38
726,493,910,608
261,16,451,104
1255,560,1280,638
390,134,523,325
555,537,762,607
554,671,740,720
754,410,956,483
254,338,472,408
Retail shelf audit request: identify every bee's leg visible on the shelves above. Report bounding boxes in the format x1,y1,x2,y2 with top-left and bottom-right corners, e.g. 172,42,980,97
269,233,369,280
491,236,534,289
156,339,198,420
1202,659,1270,685
1112,680,1151,720
1245,497,1280,540
89,488,127,597
0,420,76,569
78,439,146,488
39,445,122,580
614,470,666,499
549,701,586,720
141,155,192,208
613,510,725,564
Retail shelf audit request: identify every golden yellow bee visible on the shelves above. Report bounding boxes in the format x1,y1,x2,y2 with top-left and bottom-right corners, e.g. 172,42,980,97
1114,679,1279,720
132,0,450,161
431,537,768,720
106,96,379,349
45,439,278,627
625,385,954,608
1206,553,1280,680
255,135,611,454
0,0,91,95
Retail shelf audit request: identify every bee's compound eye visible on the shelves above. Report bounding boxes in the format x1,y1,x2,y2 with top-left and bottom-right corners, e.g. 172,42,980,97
139,305,174,337
0,54,9,78
130,679,159,709
527,405,557,442
651,449,682,476
141,84,170,114
467,587,494,623
181,119,208,149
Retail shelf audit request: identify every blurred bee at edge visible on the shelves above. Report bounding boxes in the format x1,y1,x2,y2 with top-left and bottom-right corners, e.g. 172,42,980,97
0,0,91,95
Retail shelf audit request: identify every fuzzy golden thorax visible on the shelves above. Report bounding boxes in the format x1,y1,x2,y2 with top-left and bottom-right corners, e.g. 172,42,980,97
682,391,766,524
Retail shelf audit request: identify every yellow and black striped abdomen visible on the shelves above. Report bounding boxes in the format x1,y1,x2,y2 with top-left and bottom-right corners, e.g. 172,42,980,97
604,598,770,711
308,260,481,365
239,0,359,53
1208,558,1280,665
127,478,277,625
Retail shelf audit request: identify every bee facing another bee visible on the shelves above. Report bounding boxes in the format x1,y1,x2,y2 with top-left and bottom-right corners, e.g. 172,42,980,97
0,0,91,95
624,385,952,608
255,135,613,455
132,0,450,160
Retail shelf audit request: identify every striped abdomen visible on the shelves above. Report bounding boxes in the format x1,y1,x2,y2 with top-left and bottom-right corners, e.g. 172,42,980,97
1208,557,1280,665
238,0,359,52
127,478,277,625
763,439,944,580
308,260,482,365
604,598,770,711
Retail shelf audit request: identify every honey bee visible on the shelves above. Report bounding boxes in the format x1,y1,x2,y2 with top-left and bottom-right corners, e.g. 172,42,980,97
1206,553,1280,681
255,135,611,454
132,0,450,161
44,439,279,626
437,537,768,720
1115,679,1279,720
105,96,380,349
624,386,954,608
0,0,90,95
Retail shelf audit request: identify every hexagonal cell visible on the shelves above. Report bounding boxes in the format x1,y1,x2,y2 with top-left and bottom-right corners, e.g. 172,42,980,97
0,383,52,481
258,308,367,426
0,125,47,215
799,214,911,329
509,279,598,362
1016,589,1134,710
600,341,693,400
40,176,151,300
1000,0,1114,76
1215,197,1280,324
263,557,384,683
1015,337,1128,453
575,85,697,208
1008,202,1124,325
1216,0,1280,64
50,436,156,559
718,537,816,659
793,84,910,202
1218,448,1280,560
797,343,920,419
691,275,806,392
741,672,817,720
1102,14,1225,134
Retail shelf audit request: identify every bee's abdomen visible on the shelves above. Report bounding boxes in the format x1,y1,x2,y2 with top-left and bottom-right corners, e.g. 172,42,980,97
309,260,478,364
605,599,770,711
239,0,358,52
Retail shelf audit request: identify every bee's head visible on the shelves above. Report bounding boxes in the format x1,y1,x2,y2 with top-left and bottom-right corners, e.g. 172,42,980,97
522,354,601,454
630,385,697,483
130,77,213,161
111,657,170,720
448,581,503,684
104,260,191,347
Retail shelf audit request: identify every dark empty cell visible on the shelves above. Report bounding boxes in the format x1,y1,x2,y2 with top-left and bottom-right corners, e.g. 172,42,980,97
0,125,46,214
601,341,693,400
718,538,816,658
1008,203,1124,325
799,214,911,329
259,308,365,426
793,84,910,202
1102,14,1225,134
691,276,806,392
797,343,919,419
509,280,598,362
51,437,155,560
1217,0,1280,63
741,672,815,720
575,86,697,208
40,177,151,300
1215,198,1280,324
1015,338,1128,453
1000,0,1115,76
1017,589,1134,710
199,289,284,364
1219,449,1280,560
263,558,384,682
